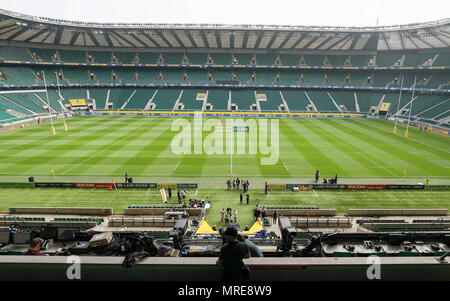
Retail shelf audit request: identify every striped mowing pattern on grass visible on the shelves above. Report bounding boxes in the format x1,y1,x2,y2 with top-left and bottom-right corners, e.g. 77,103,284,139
0,188,448,227
0,116,448,179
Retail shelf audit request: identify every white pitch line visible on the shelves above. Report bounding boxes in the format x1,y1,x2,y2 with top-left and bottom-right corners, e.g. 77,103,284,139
353,119,450,154
173,160,181,171
62,119,159,175
265,194,318,197
312,189,318,197
145,188,151,196
281,159,290,172
1,171,448,179
195,189,198,196
61,140,122,175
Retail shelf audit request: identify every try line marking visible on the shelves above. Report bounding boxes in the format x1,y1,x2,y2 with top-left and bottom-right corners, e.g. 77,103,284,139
281,159,289,172
173,160,181,171
62,119,158,175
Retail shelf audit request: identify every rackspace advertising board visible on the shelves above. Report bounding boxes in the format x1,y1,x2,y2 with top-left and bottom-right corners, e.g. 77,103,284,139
346,184,386,190
35,182,75,188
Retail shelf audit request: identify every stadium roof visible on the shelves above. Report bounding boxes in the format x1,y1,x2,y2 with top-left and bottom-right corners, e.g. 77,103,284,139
0,9,449,52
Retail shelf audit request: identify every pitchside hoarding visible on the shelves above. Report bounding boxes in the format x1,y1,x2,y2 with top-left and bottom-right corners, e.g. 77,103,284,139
267,184,427,190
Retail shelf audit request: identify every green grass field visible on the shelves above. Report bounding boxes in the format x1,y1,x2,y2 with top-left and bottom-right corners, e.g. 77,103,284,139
0,116,449,182
0,116,449,226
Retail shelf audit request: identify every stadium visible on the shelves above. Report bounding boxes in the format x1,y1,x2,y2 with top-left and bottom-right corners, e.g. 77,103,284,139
0,2,449,283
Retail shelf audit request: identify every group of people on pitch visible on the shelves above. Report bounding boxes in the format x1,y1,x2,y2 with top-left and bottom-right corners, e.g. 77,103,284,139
226,177,250,192
315,169,338,184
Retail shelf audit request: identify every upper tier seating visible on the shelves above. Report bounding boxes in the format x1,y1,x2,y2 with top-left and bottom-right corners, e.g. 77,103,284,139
125,89,156,110
151,89,181,110
257,90,283,111
0,46,448,67
230,89,256,111
205,89,229,110
281,90,311,112
178,89,206,110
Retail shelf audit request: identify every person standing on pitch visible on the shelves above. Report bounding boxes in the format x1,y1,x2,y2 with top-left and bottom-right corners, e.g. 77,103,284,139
253,205,260,222
233,209,238,223
236,178,240,190
334,174,338,184
177,190,181,204
264,182,268,195
125,173,128,183
261,206,267,220
220,208,225,223
315,170,320,183
272,210,278,225
246,193,250,205
225,212,231,226
168,187,172,199
240,191,243,205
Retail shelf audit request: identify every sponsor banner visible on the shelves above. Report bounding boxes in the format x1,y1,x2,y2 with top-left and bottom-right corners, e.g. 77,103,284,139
268,184,286,190
157,183,178,189
424,185,450,190
177,183,198,189
309,184,346,190
379,102,391,112
286,184,301,190
69,99,87,107
233,126,249,132
285,184,312,190
281,184,346,190
35,182,75,188
0,182,34,188
75,183,113,188
196,93,207,101
115,183,157,189
257,94,267,101
346,184,386,190
386,185,425,190
418,124,449,135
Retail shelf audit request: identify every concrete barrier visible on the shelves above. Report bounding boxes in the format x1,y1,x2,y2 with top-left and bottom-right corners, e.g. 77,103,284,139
347,209,448,216
362,223,449,231
124,207,202,216
266,209,336,216
109,216,176,227
0,220,97,228
0,256,448,281
9,207,113,215
290,217,352,228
